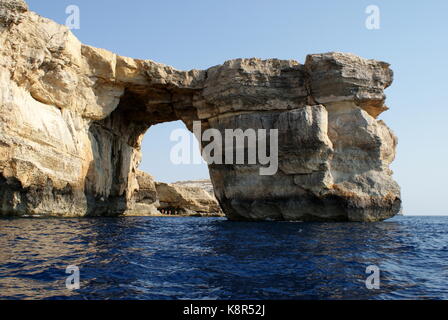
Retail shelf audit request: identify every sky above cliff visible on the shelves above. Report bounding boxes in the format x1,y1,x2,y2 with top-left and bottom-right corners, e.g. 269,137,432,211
26,0,448,215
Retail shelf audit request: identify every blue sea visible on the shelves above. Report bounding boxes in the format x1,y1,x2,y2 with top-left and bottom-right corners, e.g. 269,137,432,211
0,216,447,300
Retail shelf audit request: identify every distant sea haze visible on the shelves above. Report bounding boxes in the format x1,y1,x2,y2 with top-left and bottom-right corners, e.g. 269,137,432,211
0,216,447,299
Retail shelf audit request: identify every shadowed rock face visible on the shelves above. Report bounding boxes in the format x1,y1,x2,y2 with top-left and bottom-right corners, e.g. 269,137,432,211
0,1,401,221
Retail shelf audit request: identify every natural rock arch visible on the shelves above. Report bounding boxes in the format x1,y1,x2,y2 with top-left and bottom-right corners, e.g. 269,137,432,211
0,0,401,221
84,78,203,216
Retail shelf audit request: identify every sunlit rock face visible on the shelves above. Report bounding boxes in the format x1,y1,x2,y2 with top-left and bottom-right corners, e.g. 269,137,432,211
155,181,223,217
0,1,401,221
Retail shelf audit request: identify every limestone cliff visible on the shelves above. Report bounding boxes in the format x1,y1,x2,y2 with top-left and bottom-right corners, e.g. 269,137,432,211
155,181,223,217
172,180,216,197
0,0,401,221
125,173,223,217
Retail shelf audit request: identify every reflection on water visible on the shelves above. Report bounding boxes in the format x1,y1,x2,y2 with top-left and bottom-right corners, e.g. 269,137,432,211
0,216,447,299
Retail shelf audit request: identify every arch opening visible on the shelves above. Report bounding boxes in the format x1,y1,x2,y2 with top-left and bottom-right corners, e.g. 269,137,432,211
140,121,209,183
84,86,215,216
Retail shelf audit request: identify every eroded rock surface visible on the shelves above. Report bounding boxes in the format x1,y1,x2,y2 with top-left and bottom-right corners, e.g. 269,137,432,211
124,170,159,216
172,180,216,197
0,1,401,221
124,173,222,217
155,181,223,217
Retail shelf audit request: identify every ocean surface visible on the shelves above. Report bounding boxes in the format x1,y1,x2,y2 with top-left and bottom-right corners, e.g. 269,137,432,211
0,216,447,300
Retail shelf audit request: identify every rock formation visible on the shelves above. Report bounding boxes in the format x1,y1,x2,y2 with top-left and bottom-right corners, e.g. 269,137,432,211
126,173,223,217
124,170,159,216
155,181,223,217
0,0,401,221
172,180,216,197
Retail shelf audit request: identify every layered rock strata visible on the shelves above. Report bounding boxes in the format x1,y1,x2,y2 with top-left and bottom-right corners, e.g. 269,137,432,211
155,181,223,217
125,173,223,217
0,0,401,221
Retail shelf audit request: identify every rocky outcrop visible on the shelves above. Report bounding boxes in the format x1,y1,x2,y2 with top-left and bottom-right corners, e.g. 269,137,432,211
206,55,400,222
155,181,223,216
125,173,222,217
0,1,401,221
172,180,216,197
0,0,27,27
124,170,159,216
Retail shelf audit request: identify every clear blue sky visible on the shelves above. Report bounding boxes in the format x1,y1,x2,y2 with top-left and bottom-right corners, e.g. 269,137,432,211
26,0,448,215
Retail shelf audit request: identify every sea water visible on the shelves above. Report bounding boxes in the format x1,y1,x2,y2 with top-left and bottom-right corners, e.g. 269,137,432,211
0,216,447,299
